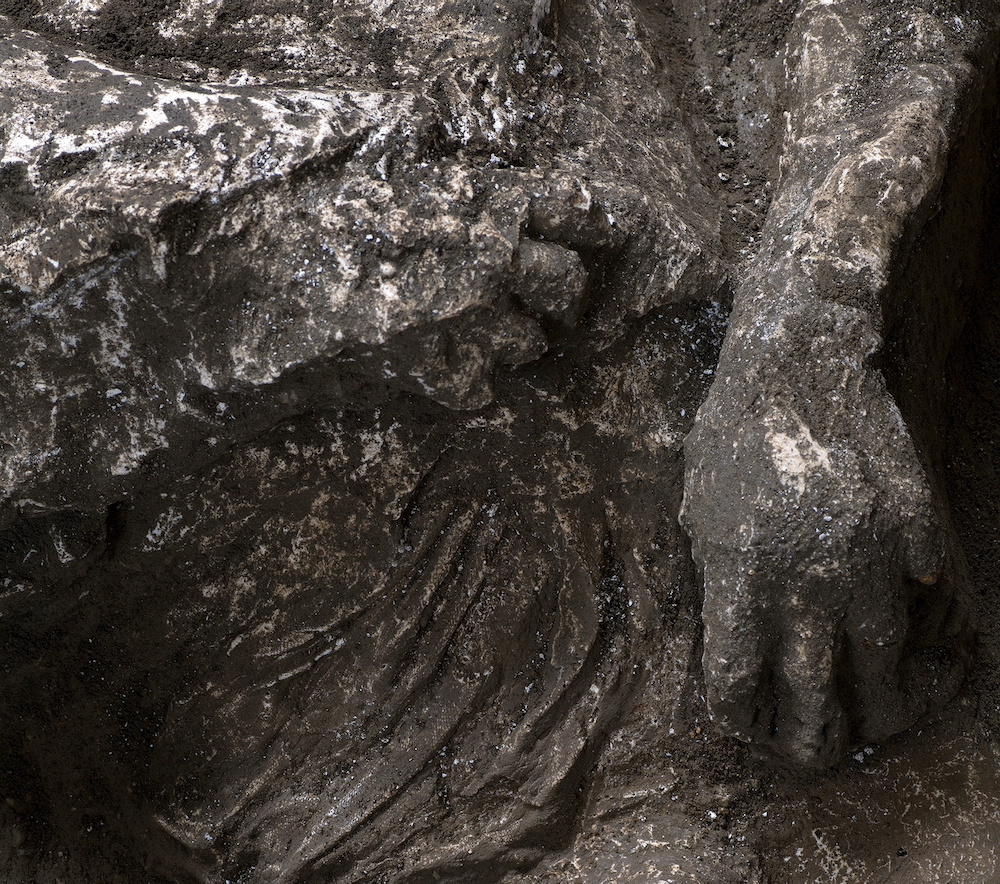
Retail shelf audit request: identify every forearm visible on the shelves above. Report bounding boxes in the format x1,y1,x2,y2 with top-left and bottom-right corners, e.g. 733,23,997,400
722,0,991,373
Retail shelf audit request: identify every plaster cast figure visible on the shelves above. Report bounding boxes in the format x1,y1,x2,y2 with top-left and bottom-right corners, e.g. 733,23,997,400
0,1,995,880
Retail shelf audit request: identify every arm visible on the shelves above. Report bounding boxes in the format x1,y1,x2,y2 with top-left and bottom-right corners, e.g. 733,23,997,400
681,0,990,766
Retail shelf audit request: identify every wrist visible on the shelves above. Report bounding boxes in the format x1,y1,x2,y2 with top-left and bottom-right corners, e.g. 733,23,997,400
717,276,884,391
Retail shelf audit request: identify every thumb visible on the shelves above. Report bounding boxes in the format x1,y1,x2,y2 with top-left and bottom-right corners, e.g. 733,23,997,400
900,489,944,585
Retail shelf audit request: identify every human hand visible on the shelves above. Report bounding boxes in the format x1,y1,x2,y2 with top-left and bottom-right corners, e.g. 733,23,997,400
680,305,970,767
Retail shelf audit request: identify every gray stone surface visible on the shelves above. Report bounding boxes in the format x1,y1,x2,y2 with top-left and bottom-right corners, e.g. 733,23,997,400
680,0,986,766
0,1,999,881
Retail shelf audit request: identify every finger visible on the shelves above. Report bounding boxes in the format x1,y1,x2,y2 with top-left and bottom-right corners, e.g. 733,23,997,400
844,594,919,745
845,562,955,742
881,444,945,585
847,556,910,652
525,177,613,251
770,615,849,769
513,240,589,325
842,540,973,745
700,559,775,744
901,502,945,585
900,521,972,645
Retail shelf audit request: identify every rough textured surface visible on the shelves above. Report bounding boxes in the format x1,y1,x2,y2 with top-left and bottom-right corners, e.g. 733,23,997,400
0,1,999,882
679,0,985,767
